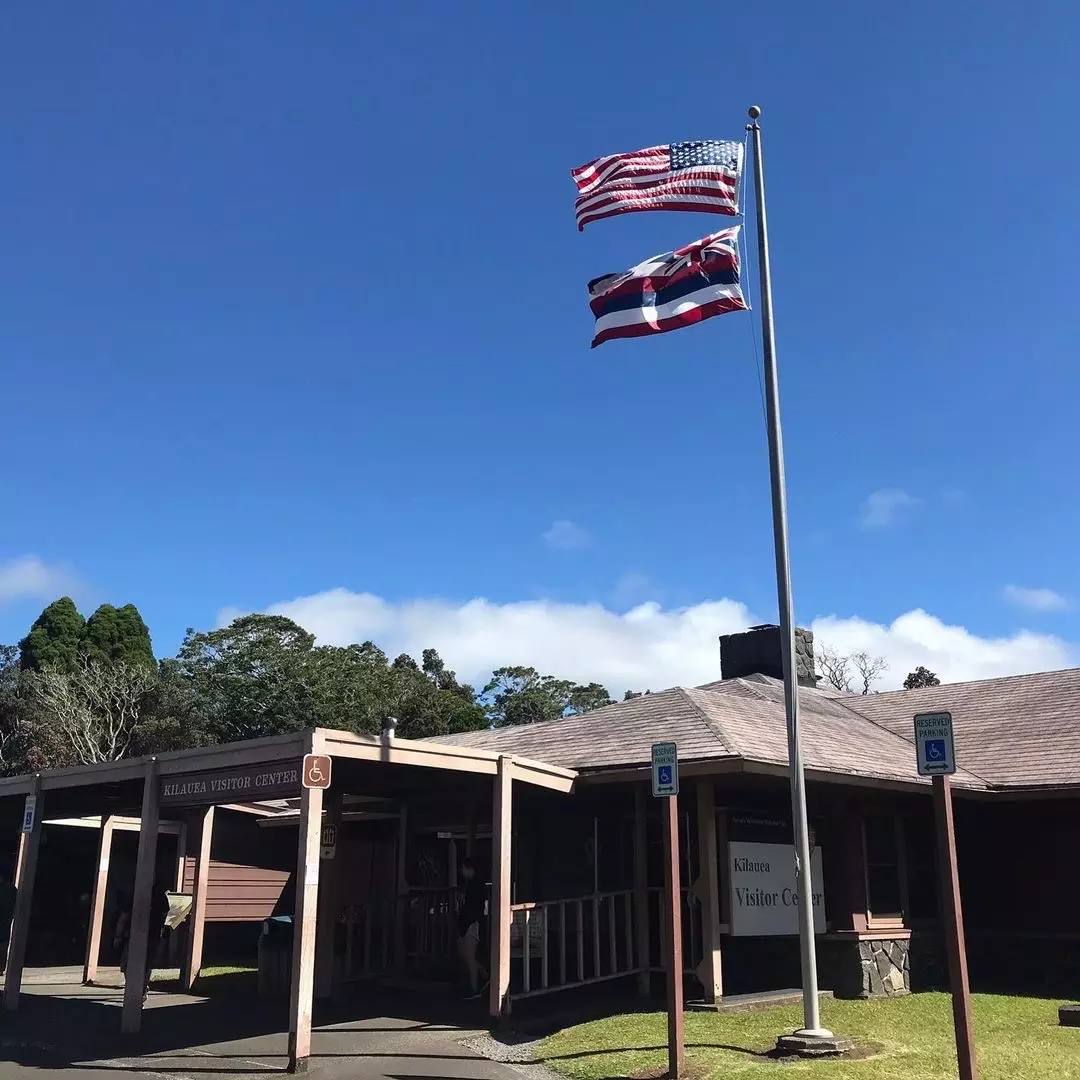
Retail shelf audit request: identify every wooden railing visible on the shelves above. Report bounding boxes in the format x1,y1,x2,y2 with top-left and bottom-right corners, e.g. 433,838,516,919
509,889,644,999
340,899,395,979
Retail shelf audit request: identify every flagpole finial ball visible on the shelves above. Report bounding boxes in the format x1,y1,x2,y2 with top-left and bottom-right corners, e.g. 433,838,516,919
748,105,762,120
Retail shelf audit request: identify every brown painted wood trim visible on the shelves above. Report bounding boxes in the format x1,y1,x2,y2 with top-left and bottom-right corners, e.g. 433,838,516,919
121,760,160,1033
82,815,115,985
489,755,513,1018
3,775,43,1011
287,733,322,1072
182,805,214,990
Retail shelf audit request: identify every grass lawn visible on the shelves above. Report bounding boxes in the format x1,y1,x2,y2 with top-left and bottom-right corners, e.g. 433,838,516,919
536,994,1079,1080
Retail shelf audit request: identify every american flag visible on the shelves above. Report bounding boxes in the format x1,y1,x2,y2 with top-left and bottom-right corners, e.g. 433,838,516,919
571,139,743,231
588,227,746,348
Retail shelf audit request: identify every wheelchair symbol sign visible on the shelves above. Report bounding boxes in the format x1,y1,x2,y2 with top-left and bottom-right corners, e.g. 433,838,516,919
651,742,679,796
914,712,956,776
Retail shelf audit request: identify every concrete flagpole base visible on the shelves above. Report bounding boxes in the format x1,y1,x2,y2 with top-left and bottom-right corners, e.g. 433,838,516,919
775,1031,855,1058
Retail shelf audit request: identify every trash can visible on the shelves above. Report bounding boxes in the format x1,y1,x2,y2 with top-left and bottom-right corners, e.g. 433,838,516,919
257,915,293,998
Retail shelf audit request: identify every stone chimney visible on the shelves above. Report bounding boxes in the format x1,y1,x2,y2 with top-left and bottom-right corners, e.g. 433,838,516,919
718,624,818,688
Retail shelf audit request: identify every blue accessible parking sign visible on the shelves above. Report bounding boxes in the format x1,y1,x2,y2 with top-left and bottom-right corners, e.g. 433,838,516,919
914,712,956,776
651,742,679,796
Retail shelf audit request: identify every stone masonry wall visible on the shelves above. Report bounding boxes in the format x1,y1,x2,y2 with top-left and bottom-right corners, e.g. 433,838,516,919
821,937,910,998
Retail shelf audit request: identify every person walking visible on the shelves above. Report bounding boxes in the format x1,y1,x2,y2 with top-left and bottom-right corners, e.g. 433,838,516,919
455,858,488,999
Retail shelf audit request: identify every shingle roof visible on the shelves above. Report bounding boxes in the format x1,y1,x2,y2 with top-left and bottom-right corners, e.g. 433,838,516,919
841,668,1080,789
434,674,990,790
433,687,735,772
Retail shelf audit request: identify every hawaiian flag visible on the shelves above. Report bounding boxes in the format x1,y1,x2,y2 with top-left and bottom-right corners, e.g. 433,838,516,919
571,139,742,231
588,227,747,348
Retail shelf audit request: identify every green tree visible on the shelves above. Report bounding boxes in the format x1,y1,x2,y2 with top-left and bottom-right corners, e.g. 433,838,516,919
175,614,318,743
481,666,613,727
19,597,85,674
903,666,941,690
80,603,155,670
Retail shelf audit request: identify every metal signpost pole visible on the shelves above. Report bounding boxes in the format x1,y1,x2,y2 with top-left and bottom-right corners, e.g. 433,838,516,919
747,105,829,1041
915,710,978,1080
653,742,684,1078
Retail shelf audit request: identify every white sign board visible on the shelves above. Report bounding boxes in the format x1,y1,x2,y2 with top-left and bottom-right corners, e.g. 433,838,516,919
914,711,956,776
651,741,678,797
320,823,337,860
729,841,826,936
21,794,37,834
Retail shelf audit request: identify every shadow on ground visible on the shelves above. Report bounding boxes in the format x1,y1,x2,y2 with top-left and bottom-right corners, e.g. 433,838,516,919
0,983,497,1075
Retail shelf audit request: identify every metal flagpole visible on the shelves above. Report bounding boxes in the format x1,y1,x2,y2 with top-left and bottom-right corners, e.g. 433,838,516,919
747,104,833,1040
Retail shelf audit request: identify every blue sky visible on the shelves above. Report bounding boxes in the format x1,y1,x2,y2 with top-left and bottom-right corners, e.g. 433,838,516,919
2,1,1078,691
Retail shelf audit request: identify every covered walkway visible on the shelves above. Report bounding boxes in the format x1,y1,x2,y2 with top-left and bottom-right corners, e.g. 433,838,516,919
0,728,575,1072
0,967,527,1080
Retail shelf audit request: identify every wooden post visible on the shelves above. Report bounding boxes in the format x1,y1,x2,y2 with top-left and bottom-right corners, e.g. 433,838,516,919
933,775,979,1080
489,755,512,1018
167,823,188,966
695,780,723,1003
288,779,324,1073
633,783,650,997
181,805,214,991
661,793,684,1079
83,815,116,985
315,788,342,999
121,760,161,1034
393,806,408,972
3,777,43,1011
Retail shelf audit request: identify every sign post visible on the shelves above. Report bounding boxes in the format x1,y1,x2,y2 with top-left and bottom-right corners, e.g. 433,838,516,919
915,712,978,1080
652,742,683,1079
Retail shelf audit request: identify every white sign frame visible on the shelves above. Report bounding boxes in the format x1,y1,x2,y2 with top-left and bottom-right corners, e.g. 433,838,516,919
728,840,826,936
651,741,679,797
21,794,37,834
914,711,956,776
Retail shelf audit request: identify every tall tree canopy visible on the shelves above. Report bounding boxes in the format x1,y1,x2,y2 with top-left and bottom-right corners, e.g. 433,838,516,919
19,597,85,673
81,604,155,670
903,666,941,690
481,666,614,727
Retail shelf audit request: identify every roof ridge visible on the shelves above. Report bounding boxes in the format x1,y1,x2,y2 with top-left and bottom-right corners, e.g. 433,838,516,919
861,665,1080,700
828,693,996,787
678,685,751,758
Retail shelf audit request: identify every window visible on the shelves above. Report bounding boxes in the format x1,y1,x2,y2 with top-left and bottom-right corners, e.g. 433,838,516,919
903,818,938,920
864,814,903,918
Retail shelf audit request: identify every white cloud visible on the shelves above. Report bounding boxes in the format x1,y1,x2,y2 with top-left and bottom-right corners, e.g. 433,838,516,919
1002,585,1070,613
811,609,1074,689
229,588,1078,697
0,555,78,606
542,519,590,551
859,489,919,528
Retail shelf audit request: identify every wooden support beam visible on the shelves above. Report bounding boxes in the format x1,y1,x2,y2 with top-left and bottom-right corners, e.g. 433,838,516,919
393,806,408,972
181,805,214,991
633,783,650,997
695,780,723,1003
661,793,685,1080
287,775,324,1073
121,760,160,1034
167,823,188,967
315,788,342,999
82,815,116,985
489,755,512,1018
3,776,43,1011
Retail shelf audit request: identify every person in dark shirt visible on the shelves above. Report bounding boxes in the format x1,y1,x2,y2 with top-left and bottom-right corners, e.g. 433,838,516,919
456,859,488,998
114,885,170,1002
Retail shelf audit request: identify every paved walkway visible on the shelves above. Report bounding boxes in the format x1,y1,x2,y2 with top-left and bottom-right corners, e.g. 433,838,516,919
0,969,534,1080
